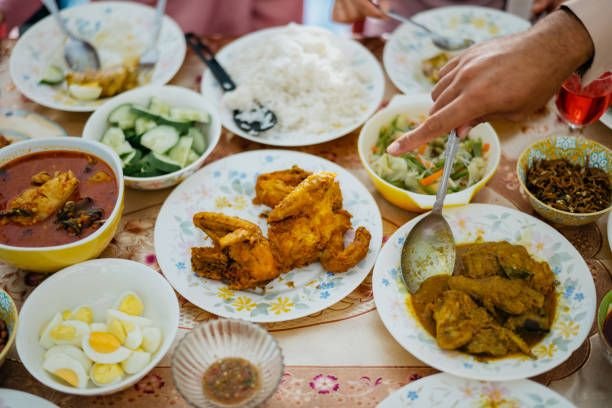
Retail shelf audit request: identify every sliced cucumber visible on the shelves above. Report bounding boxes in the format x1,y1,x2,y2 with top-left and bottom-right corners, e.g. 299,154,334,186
187,149,200,165
140,125,179,154
121,149,142,166
168,136,193,168
68,83,102,101
148,97,171,116
169,107,209,123
134,117,157,136
39,65,64,85
101,127,134,156
109,104,137,129
131,106,191,133
188,127,207,154
150,152,182,173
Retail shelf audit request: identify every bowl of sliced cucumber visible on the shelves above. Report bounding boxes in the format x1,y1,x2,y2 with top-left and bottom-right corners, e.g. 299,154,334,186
83,85,222,190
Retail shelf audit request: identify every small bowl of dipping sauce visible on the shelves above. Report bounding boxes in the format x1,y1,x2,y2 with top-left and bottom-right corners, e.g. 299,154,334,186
172,319,283,407
597,290,612,364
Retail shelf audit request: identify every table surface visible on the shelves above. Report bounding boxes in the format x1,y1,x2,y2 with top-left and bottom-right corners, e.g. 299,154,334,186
0,36,611,408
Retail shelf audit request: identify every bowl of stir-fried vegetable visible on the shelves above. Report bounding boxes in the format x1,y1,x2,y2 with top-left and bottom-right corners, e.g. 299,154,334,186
358,94,500,212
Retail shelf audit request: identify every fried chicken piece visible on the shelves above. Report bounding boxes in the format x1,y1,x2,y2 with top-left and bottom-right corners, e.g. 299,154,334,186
253,166,312,208
448,275,545,315
0,171,78,225
66,57,139,97
191,212,279,290
267,172,370,273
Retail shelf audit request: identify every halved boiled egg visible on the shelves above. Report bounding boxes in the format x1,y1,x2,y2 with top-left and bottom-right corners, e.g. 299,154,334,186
81,331,132,364
40,315,90,348
106,309,152,328
114,291,144,316
90,322,108,332
68,305,94,324
142,327,162,354
121,349,151,374
42,354,89,388
108,318,143,350
90,363,125,387
44,345,92,371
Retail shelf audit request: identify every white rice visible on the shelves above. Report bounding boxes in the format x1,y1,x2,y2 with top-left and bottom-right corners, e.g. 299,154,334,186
222,24,369,135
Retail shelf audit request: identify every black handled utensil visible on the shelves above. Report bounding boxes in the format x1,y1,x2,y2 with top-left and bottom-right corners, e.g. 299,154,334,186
185,33,277,135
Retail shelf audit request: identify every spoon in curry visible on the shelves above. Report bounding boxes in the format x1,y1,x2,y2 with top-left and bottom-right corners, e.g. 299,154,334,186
400,129,460,294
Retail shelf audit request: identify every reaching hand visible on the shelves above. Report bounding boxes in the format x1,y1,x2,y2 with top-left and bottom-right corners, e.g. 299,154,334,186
532,0,566,15
332,0,388,23
387,10,593,156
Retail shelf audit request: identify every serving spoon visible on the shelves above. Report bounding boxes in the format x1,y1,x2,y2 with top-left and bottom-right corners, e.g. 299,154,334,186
400,129,460,294
185,33,277,135
41,0,100,72
386,9,474,52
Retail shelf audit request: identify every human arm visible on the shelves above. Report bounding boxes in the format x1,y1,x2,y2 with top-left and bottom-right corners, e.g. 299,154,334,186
332,0,387,23
0,0,41,33
387,8,596,156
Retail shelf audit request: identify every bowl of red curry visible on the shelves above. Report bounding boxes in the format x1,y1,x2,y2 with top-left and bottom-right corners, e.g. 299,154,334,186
0,137,124,272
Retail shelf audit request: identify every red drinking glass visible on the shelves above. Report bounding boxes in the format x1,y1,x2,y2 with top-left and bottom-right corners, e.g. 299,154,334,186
555,71,612,131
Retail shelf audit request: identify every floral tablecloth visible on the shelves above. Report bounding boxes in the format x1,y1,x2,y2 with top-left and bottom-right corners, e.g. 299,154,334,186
0,37,611,407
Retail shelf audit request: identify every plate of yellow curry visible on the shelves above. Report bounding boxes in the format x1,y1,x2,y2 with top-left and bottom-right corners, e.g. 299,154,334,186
373,204,596,381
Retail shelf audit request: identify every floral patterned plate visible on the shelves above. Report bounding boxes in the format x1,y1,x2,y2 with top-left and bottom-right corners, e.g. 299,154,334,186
154,150,383,322
377,373,575,407
372,204,596,381
9,1,185,112
383,6,530,95
200,25,385,146
0,108,66,141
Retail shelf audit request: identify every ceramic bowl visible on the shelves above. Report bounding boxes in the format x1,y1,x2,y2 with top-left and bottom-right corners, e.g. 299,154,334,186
516,135,611,226
172,319,284,407
0,138,124,272
597,290,612,364
83,85,222,190
16,258,180,396
358,94,500,212
0,289,18,368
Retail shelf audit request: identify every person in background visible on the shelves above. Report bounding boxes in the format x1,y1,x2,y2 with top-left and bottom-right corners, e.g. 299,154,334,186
0,0,303,38
380,0,611,155
332,0,565,36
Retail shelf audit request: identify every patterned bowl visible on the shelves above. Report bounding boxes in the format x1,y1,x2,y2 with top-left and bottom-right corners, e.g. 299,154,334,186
358,94,500,212
172,319,284,408
0,289,18,368
516,136,611,226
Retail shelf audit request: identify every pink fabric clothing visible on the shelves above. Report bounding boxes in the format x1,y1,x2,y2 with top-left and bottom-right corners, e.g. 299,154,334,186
0,0,303,36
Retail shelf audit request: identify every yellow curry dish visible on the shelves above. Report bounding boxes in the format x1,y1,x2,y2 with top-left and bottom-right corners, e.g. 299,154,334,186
411,241,556,360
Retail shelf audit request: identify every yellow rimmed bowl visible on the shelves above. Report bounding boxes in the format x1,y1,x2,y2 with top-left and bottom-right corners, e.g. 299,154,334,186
358,94,500,212
0,138,124,272
0,289,18,368
517,135,611,226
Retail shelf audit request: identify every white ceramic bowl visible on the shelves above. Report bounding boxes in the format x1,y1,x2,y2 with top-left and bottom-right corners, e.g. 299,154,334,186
83,85,222,190
358,94,500,212
16,258,180,396
172,319,284,408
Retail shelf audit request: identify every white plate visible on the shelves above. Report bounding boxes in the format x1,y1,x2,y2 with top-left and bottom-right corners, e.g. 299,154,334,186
155,150,383,322
200,25,385,146
373,204,596,381
0,389,59,408
383,6,530,95
377,373,575,407
0,109,66,142
601,108,612,130
10,1,185,112
16,258,180,396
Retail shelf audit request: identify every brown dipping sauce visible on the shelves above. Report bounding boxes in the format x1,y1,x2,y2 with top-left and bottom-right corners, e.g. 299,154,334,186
202,357,260,405
0,151,118,247
409,243,556,360
603,308,612,348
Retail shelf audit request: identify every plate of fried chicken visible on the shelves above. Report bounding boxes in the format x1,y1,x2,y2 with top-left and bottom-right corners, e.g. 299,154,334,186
154,150,382,322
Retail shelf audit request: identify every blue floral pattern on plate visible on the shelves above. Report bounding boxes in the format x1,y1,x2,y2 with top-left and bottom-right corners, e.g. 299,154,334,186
372,204,596,381
383,6,530,95
155,150,383,323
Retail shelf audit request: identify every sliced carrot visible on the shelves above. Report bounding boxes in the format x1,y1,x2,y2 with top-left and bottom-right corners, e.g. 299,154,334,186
371,145,380,154
417,144,427,155
419,168,443,186
483,143,490,153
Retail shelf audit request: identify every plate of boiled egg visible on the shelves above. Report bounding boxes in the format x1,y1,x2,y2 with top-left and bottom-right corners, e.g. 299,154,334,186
16,258,179,396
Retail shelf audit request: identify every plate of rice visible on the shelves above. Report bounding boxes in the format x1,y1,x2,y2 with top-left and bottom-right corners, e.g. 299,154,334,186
200,24,385,146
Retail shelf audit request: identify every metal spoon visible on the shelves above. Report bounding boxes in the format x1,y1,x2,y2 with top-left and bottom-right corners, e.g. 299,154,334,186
386,9,474,51
41,0,100,72
400,130,460,294
140,0,167,68
185,33,277,135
